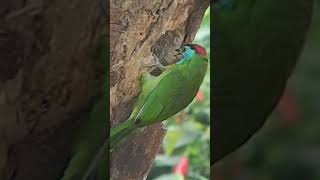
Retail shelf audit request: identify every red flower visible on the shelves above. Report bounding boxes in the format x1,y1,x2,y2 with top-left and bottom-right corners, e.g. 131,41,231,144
173,156,189,177
175,111,186,124
278,88,300,125
196,90,205,102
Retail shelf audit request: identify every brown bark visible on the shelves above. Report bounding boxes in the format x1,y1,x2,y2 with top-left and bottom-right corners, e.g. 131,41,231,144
110,0,209,179
0,0,104,180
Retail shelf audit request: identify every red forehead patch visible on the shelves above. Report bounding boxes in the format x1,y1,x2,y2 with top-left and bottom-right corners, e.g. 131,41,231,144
191,44,207,57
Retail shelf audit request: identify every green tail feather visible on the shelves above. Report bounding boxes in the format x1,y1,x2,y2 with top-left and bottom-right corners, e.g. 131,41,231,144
78,119,137,180
110,119,136,150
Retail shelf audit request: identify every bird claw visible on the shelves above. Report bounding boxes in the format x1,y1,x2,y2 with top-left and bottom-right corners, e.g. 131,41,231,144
175,48,183,54
174,54,182,59
143,62,165,73
174,49,183,60
143,54,166,72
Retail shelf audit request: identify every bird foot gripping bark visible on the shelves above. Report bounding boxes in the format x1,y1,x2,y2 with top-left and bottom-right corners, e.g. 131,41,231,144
141,47,182,75
139,54,166,77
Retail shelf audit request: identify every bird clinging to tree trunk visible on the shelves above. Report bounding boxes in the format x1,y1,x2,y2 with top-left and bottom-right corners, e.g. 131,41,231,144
60,43,208,180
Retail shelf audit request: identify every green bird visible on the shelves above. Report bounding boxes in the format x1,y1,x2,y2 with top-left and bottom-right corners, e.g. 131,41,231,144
212,0,313,164
60,43,208,180
111,44,208,149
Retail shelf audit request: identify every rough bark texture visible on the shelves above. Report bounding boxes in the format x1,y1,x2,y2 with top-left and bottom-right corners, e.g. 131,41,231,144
0,0,104,180
110,0,209,179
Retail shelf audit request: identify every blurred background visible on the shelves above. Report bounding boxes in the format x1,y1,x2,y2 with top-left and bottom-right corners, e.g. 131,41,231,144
213,1,320,180
147,7,210,180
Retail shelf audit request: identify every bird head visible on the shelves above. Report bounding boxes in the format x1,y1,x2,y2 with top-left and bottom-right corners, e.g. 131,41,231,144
185,44,208,58
175,44,208,65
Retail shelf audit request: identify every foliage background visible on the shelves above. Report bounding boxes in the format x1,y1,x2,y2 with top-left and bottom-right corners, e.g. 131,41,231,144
147,7,210,180
213,1,320,180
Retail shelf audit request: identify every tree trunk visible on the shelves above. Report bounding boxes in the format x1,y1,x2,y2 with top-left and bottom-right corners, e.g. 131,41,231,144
0,0,104,180
110,0,209,179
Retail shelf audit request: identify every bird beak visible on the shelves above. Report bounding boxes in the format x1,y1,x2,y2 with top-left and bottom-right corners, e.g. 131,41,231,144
175,48,183,54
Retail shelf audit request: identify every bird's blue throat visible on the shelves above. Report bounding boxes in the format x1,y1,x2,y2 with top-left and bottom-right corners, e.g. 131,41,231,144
176,46,195,65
